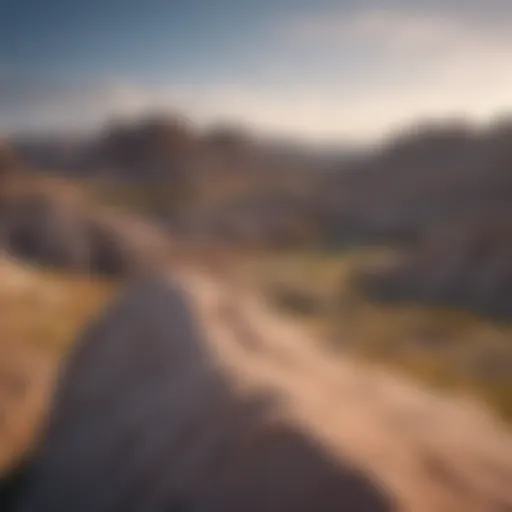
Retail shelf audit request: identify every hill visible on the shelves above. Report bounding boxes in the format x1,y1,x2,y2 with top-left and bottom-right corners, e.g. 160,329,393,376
3,266,511,511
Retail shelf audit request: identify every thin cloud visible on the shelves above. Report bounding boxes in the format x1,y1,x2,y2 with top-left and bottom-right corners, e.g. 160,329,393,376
268,6,512,138
2,5,512,144
282,7,512,57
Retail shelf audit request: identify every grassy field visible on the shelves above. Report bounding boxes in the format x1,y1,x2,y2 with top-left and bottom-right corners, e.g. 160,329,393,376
0,259,116,474
230,248,512,423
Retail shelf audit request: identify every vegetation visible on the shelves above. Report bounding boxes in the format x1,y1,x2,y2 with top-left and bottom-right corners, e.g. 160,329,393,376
232,248,512,423
3,112,512,450
0,259,115,352
0,259,116,474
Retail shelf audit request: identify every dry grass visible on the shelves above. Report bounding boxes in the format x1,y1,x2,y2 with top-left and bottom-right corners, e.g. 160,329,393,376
0,258,116,474
0,258,115,352
1,251,511,510
181,267,512,511
229,249,512,424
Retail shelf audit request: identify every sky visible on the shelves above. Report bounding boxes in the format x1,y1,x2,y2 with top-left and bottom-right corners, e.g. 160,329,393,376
1,0,512,143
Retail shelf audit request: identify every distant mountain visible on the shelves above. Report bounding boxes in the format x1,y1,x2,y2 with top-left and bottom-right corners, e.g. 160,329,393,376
321,118,512,244
319,116,512,318
10,115,355,180
12,133,97,175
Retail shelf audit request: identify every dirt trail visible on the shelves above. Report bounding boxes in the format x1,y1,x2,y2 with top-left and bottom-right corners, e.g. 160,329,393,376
178,268,512,512
2,264,512,511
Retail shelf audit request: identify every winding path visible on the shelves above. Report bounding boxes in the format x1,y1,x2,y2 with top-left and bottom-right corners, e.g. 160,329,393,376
4,266,512,511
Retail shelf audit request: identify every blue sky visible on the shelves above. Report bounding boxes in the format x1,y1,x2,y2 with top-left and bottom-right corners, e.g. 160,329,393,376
1,0,512,142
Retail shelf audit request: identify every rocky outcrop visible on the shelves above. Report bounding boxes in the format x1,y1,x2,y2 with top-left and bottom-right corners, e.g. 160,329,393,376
357,217,512,319
0,181,170,276
322,119,512,246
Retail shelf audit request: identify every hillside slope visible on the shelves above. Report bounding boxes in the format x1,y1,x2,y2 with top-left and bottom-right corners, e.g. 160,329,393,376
4,265,511,512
